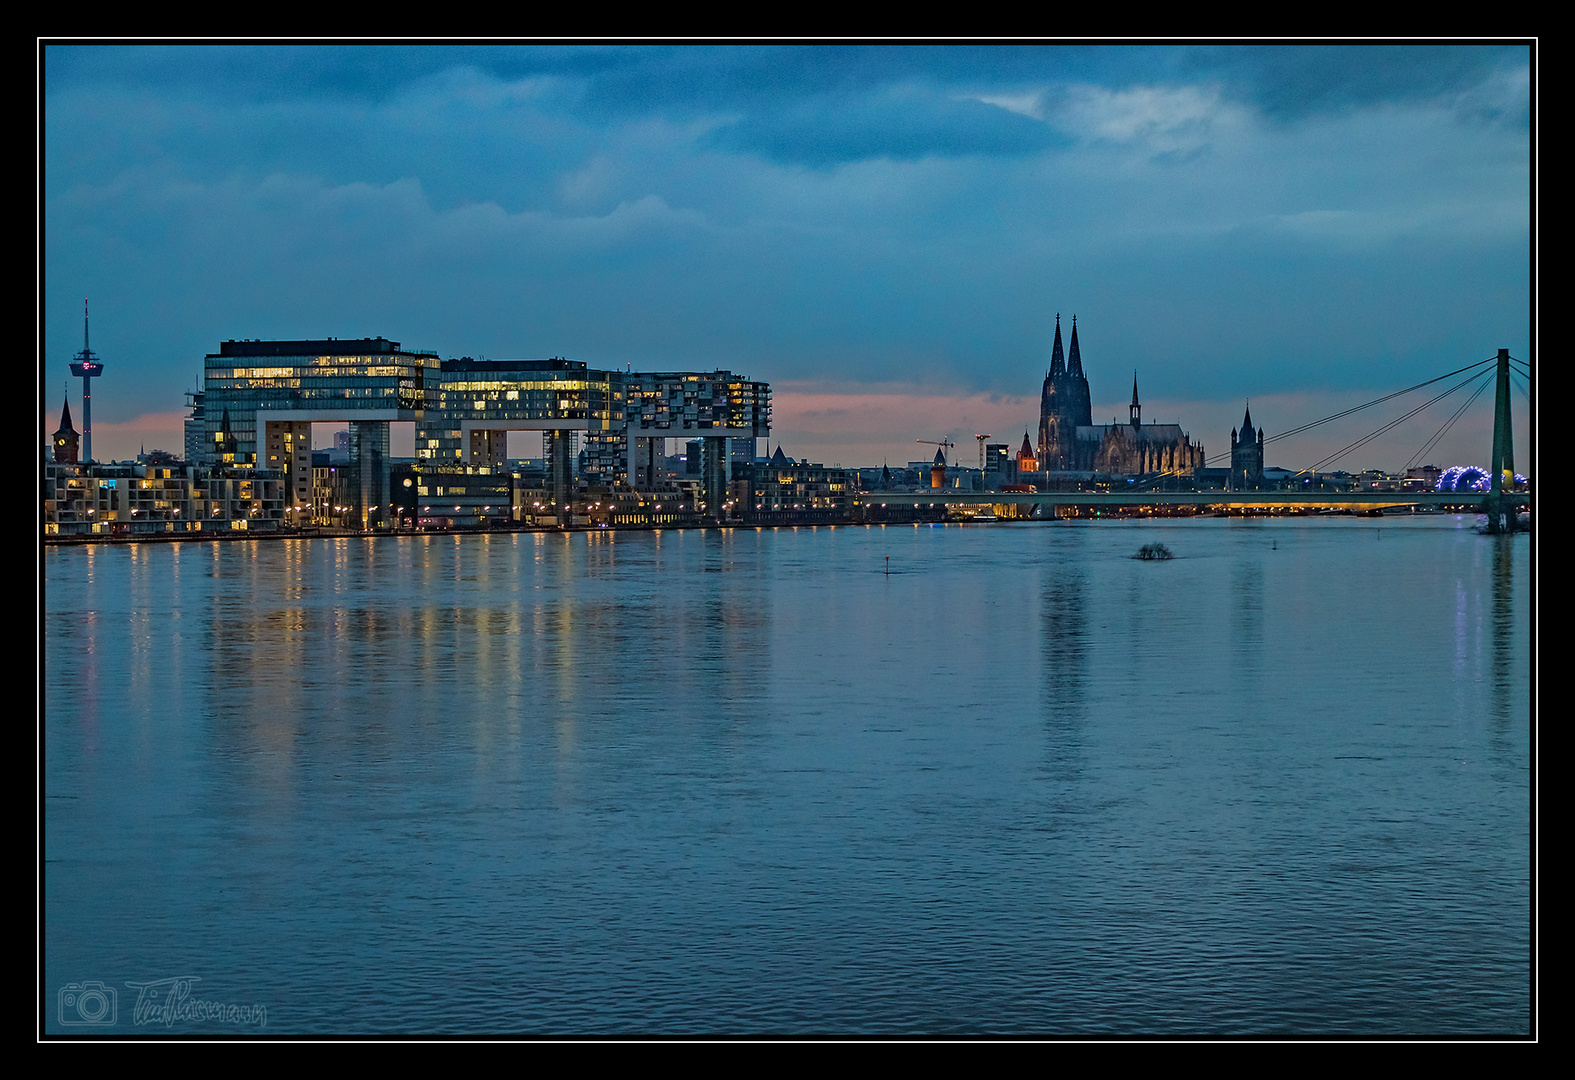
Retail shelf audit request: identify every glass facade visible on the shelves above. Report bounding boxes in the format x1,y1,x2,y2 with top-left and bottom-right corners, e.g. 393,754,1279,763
414,358,620,464
199,340,771,518
201,338,438,467
626,372,771,435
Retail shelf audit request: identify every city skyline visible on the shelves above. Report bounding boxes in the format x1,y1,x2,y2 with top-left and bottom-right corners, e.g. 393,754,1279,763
43,43,1533,471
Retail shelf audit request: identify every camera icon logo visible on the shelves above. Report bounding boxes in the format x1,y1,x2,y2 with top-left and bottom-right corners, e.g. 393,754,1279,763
58,981,118,1026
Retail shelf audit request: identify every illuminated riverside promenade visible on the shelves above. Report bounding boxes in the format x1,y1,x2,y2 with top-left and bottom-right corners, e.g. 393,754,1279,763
860,489,1529,515
41,485,1527,546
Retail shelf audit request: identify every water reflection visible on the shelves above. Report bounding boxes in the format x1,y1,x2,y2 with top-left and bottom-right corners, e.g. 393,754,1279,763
1229,543,1265,703
43,521,1531,1035
1040,534,1090,734
1489,534,1526,745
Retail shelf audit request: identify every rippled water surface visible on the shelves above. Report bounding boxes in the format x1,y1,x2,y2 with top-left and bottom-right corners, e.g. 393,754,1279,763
43,519,1532,1035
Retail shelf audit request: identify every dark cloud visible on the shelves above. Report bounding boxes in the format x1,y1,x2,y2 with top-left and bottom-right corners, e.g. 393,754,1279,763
1184,43,1530,124
44,44,619,104
567,45,1100,114
45,44,1531,172
48,43,1529,117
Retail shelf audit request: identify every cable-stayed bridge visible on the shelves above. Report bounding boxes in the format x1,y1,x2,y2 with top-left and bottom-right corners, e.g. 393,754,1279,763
867,350,1531,532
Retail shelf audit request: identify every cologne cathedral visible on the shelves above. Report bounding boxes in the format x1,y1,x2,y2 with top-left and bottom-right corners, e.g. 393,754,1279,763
1036,315,1204,476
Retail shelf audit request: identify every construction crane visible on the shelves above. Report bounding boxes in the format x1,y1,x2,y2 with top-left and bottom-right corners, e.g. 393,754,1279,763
973,433,993,472
916,437,955,464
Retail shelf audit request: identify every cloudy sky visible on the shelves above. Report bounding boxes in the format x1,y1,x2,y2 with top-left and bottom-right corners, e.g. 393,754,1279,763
42,43,1532,472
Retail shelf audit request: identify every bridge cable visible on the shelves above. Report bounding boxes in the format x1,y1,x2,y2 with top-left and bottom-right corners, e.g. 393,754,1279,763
1309,367,1494,473
1262,356,1497,449
1404,369,1496,471
1311,369,1491,473
1196,356,1498,470
1506,357,1532,407
1508,372,1530,406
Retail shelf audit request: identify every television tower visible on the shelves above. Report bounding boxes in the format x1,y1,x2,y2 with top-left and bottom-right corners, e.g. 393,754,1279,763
67,299,104,462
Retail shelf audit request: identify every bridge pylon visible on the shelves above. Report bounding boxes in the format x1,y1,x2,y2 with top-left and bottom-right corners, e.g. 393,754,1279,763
1483,347,1523,534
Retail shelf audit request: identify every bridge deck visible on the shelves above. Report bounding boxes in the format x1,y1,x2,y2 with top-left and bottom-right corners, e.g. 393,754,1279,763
860,490,1526,511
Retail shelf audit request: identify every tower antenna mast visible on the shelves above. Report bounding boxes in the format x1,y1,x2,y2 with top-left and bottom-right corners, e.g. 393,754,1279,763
68,298,105,462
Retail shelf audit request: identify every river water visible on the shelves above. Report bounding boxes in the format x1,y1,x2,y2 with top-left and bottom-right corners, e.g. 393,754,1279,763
42,517,1533,1036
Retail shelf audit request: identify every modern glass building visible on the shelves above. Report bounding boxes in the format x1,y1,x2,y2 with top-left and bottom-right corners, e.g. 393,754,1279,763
625,371,772,513
201,338,438,527
202,338,436,460
198,338,772,528
416,358,620,465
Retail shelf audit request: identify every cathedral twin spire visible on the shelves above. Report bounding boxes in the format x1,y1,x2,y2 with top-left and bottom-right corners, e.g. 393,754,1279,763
1034,313,1206,476
1045,313,1085,380
1039,313,1095,471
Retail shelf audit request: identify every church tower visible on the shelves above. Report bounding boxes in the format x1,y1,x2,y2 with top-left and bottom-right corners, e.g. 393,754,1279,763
1230,403,1265,490
1066,315,1093,432
1038,314,1094,471
1130,372,1141,428
52,399,79,465
1038,315,1066,470
1016,431,1036,477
